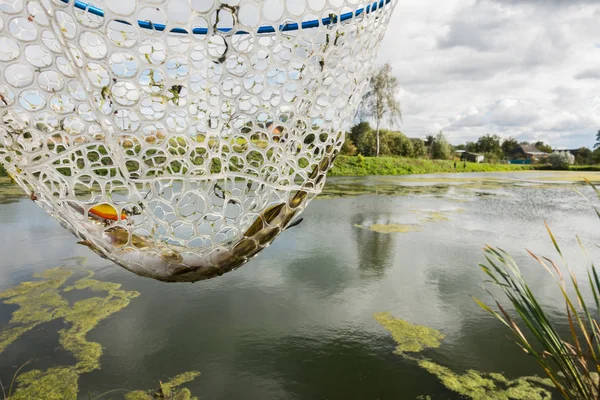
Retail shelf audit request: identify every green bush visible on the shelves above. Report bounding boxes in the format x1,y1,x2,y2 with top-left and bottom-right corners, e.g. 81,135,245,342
411,139,427,158
575,147,593,165
348,123,420,158
340,138,358,156
483,151,503,164
431,132,451,160
593,147,600,164
384,132,414,157
354,128,377,157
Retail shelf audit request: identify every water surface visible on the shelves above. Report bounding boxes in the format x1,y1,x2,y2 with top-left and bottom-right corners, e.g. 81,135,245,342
1,171,599,399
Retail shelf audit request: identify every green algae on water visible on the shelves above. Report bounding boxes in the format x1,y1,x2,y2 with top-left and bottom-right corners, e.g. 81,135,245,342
418,360,554,400
63,276,123,293
375,313,554,400
354,223,421,234
0,267,72,353
125,371,201,400
0,262,201,399
374,312,444,354
422,211,450,222
411,209,465,223
353,208,467,235
0,260,140,399
318,182,452,199
8,367,80,400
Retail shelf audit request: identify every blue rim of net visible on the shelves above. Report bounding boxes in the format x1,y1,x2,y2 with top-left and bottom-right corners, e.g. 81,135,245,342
62,0,392,34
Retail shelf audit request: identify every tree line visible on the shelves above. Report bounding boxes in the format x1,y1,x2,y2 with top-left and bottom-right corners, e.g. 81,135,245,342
354,63,600,165
342,123,600,165
341,123,462,160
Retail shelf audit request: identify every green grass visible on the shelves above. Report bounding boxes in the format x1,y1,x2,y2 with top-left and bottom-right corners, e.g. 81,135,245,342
329,156,536,176
568,165,600,172
1,157,596,180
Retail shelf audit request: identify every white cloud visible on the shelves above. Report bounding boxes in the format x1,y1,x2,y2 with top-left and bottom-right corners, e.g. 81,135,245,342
450,99,539,128
377,0,600,148
574,69,600,80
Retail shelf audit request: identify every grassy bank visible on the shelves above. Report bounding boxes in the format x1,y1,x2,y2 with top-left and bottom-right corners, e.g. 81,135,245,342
329,155,536,176
1,157,597,180
556,164,600,172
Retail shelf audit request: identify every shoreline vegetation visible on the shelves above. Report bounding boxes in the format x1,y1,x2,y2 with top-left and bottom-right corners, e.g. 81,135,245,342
472,180,600,399
1,156,599,184
329,155,539,176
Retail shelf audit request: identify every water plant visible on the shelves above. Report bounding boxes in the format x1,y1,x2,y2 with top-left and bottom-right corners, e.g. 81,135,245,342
375,312,554,399
417,361,554,400
0,259,200,399
0,260,139,399
474,179,600,399
124,372,201,400
354,223,420,234
374,312,444,354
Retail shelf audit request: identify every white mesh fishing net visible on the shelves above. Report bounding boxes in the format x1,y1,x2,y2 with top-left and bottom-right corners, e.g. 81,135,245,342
0,0,397,282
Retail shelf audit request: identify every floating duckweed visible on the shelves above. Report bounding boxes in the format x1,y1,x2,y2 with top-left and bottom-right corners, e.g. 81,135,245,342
317,173,600,201
411,209,465,223
161,372,202,390
354,223,421,234
354,208,467,235
0,326,32,354
422,211,449,222
9,367,79,400
59,288,139,372
125,371,201,400
0,262,140,399
0,267,72,353
418,360,554,400
318,182,452,199
0,264,200,399
64,277,122,293
124,393,154,400
375,313,554,399
374,312,444,354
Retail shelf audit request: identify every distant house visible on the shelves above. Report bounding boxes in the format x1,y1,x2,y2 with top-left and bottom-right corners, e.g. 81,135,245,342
509,144,549,162
462,152,484,163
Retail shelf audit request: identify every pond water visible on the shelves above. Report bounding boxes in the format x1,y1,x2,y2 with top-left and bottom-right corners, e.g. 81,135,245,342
1,171,600,399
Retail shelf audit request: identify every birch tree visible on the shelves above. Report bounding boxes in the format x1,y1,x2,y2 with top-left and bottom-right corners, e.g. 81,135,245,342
358,63,402,157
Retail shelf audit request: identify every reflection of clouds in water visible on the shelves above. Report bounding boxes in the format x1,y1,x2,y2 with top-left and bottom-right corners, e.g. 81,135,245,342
323,172,600,203
1,173,600,398
284,252,354,296
227,328,430,399
351,213,395,278
422,180,600,374
0,198,108,290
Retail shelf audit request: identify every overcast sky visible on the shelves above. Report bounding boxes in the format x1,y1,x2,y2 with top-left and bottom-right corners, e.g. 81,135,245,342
377,0,600,149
